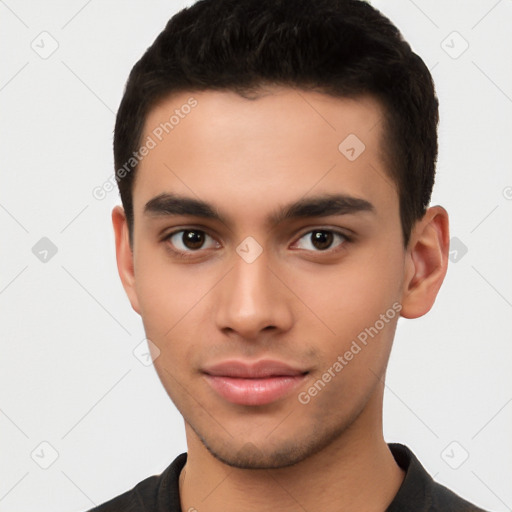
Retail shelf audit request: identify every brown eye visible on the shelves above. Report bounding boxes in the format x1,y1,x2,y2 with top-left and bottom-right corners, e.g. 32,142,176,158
166,229,218,254
295,229,348,252
181,230,205,249
310,230,334,250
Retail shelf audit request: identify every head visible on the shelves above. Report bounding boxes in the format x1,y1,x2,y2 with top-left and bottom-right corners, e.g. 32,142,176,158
112,0,449,469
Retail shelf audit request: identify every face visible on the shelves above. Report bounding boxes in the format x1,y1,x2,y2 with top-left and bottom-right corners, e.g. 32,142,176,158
116,87,411,469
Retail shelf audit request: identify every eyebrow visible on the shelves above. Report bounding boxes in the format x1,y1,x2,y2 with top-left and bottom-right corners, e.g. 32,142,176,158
143,192,375,227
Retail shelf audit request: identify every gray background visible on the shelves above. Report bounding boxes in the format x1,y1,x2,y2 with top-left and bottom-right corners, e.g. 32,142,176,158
1,1,511,511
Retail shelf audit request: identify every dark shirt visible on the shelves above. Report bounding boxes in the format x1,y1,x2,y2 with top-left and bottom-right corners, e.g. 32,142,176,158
88,443,489,511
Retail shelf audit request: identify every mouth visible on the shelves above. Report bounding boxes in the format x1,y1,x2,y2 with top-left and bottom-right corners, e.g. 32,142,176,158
202,359,309,406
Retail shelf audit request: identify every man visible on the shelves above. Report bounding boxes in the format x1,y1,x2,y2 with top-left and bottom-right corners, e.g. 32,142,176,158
90,0,489,510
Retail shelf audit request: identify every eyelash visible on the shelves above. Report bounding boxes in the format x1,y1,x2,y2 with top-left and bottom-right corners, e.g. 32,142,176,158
162,227,353,260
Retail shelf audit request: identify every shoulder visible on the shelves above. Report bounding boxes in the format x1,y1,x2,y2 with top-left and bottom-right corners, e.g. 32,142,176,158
85,453,187,512
429,479,489,512
387,443,490,512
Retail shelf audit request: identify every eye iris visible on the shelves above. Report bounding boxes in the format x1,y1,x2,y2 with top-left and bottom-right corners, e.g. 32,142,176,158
183,230,204,249
311,230,333,250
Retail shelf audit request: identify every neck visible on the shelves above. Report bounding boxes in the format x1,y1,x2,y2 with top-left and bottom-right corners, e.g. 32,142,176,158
179,388,405,512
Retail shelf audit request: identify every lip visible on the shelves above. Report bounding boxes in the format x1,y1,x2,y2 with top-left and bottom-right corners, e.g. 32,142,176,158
203,359,308,406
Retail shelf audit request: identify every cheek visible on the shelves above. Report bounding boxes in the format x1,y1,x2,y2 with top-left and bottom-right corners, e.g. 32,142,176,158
133,249,216,375
296,315,398,420
287,248,402,341
133,246,205,336
288,245,403,388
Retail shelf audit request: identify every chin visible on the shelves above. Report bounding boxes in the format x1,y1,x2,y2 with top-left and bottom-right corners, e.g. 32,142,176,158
192,421,345,470
206,440,312,469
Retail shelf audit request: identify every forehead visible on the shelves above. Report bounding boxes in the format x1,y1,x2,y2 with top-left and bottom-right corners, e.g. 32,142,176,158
133,87,397,226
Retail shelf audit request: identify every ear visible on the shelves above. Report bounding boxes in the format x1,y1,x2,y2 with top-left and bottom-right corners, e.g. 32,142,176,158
400,205,450,319
112,205,141,315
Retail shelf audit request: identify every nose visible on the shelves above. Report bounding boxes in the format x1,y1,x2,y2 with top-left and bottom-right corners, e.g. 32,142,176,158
214,248,293,341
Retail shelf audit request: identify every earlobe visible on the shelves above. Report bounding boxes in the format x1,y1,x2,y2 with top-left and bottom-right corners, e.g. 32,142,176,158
112,205,141,315
400,206,450,319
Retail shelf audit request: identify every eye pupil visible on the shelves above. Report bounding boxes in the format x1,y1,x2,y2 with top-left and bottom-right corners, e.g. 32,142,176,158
311,230,333,250
183,230,204,249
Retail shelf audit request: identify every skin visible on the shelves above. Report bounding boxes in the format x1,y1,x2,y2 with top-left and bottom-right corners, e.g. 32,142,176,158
112,86,449,512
